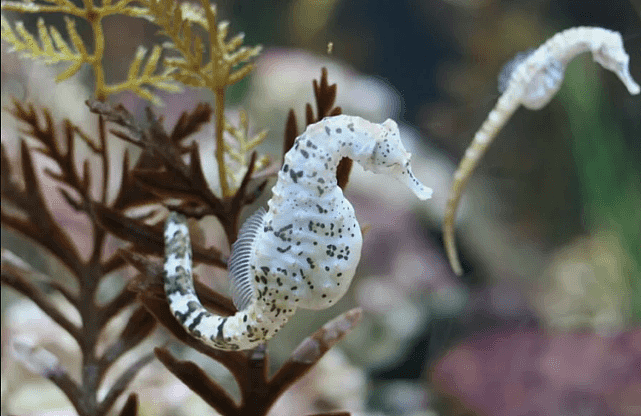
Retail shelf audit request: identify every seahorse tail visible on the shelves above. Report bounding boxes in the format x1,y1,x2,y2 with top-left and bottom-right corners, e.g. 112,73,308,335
443,96,519,275
164,212,290,350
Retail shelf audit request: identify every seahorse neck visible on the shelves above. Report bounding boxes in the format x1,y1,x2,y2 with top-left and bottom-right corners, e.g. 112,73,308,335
274,116,377,197
284,132,343,177
544,27,624,66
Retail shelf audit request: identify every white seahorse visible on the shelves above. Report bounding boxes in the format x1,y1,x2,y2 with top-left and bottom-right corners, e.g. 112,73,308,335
442,26,640,275
164,115,432,350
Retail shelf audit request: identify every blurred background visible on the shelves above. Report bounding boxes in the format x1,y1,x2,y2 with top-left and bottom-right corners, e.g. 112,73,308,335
2,0,640,415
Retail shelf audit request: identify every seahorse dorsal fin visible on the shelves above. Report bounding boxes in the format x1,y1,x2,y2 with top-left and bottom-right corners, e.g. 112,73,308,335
229,207,266,311
498,49,534,93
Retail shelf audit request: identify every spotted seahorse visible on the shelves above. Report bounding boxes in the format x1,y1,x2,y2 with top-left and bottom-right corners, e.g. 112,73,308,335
442,26,640,275
164,115,432,350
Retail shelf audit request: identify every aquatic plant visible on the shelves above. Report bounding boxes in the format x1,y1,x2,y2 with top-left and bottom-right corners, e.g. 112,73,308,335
1,0,368,414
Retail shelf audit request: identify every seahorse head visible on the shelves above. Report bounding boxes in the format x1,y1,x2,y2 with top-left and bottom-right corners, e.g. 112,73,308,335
591,31,640,95
359,119,432,200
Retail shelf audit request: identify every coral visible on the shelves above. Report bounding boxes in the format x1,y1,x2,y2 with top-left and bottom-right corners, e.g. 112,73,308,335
1,99,157,415
431,327,641,416
2,52,365,414
1,0,177,105
2,0,366,413
5,0,638,413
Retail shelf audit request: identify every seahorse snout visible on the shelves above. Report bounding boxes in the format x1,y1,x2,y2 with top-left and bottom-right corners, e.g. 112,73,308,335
398,162,432,200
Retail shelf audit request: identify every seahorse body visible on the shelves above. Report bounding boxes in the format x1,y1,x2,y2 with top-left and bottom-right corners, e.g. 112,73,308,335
443,26,640,275
164,115,431,350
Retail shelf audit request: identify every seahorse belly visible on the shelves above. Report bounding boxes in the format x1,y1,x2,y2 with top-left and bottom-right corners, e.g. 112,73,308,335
253,186,362,310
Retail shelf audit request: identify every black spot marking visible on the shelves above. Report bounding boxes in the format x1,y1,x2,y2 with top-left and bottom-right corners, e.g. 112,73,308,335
173,301,200,323
274,224,293,240
326,244,337,257
188,311,208,331
306,257,315,269
216,318,227,340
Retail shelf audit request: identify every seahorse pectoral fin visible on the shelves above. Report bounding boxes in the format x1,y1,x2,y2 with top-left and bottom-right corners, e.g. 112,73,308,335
229,207,266,311
398,163,432,201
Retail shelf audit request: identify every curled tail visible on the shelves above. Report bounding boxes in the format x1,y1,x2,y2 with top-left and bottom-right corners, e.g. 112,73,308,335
164,212,291,350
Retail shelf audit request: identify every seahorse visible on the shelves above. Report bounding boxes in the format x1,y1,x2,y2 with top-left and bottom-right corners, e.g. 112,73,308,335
164,115,432,350
442,26,640,275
